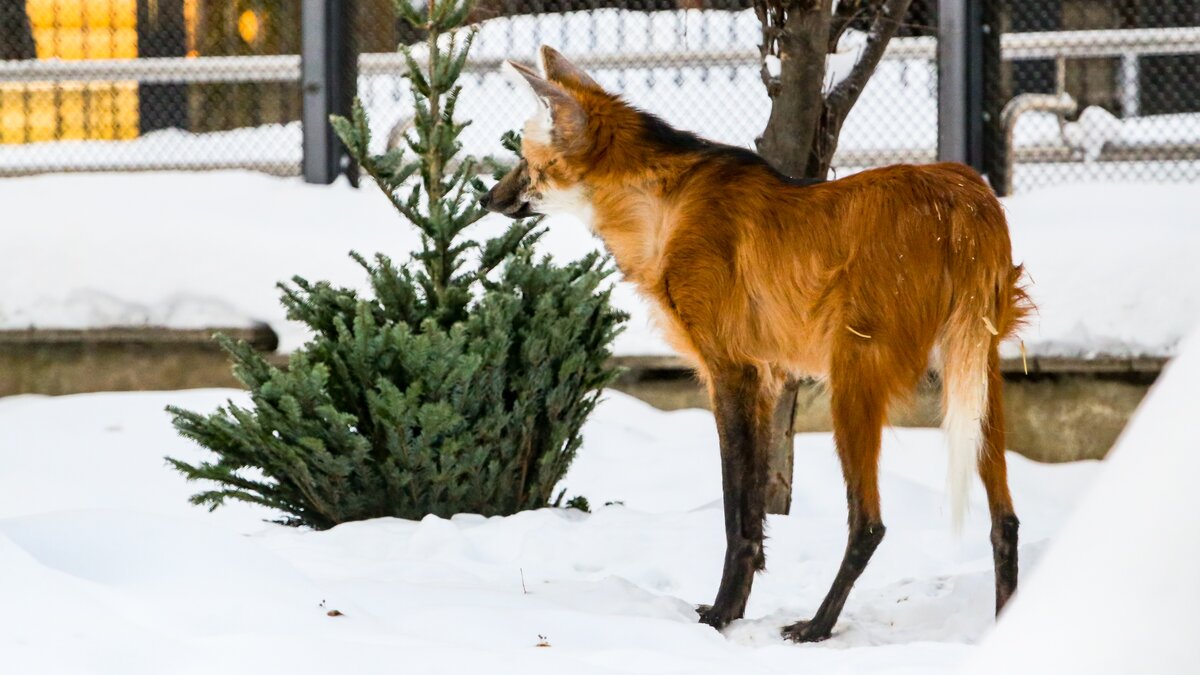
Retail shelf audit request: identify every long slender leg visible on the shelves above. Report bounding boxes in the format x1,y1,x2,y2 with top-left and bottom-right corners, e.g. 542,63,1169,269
698,363,775,629
782,350,889,643
980,348,1019,614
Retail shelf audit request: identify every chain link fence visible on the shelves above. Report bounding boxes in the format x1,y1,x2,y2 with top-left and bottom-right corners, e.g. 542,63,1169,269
1,0,1198,192
0,0,302,175
354,0,941,176
993,0,1200,192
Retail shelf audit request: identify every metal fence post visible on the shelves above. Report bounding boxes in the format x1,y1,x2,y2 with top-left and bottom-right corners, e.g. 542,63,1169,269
302,0,354,184
137,0,188,133
938,0,1003,190
938,0,970,166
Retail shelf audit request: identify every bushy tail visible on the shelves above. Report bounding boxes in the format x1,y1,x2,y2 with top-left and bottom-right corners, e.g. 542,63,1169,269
941,328,990,532
941,264,1030,531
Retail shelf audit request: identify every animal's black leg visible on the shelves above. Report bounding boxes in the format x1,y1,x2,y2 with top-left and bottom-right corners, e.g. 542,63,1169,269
782,351,887,643
989,512,1019,613
980,349,1019,614
781,498,885,642
697,363,771,630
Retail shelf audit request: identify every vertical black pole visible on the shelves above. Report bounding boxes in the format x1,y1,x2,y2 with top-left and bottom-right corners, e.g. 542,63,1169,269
0,0,37,60
137,0,188,132
938,0,1002,190
978,1,1004,193
338,0,360,187
937,0,970,166
302,0,354,184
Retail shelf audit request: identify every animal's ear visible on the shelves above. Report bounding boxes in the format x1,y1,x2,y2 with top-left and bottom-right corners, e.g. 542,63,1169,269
539,45,603,93
502,60,588,151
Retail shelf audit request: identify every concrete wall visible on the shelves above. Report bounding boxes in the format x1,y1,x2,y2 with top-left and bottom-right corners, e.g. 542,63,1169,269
0,327,276,397
610,358,1161,463
0,328,1160,463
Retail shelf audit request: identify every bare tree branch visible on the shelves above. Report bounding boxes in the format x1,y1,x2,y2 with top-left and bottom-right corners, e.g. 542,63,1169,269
752,0,780,94
0,0,36,60
825,0,911,119
754,0,833,176
797,0,909,176
468,0,753,24
828,0,871,53
753,0,917,512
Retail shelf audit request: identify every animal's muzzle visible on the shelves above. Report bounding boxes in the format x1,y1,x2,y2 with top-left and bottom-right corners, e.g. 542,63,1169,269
503,202,539,219
481,190,539,219
482,159,540,219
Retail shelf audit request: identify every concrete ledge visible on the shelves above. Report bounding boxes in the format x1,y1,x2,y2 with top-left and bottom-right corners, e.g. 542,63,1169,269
0,326,278,350
0,327,1162,463
0,325,277,397
609,355,1162,463
611,354,1169,376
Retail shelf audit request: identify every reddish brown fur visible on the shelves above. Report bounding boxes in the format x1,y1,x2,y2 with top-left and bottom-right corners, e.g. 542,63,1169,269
487,46,1032,638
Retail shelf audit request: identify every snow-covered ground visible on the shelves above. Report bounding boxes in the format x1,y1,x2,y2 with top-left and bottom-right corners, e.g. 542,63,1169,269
2,171,1198,359
0,385,1102,673
2,316,1197,673
0,124,301,173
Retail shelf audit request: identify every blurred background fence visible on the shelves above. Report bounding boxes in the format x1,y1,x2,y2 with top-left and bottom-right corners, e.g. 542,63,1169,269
996,1,1200,191
0,0,1197,193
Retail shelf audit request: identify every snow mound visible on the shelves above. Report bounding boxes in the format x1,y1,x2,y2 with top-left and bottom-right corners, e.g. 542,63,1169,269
1062,106,1123,162
965,322,1200,674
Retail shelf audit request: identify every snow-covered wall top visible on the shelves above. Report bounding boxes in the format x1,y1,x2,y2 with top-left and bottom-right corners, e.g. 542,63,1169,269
1,172,1196,359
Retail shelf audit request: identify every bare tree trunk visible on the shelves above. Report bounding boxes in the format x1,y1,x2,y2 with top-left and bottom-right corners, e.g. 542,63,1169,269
754,0,911,514
754,0,832,177
764,377,800,513
470,0,753,25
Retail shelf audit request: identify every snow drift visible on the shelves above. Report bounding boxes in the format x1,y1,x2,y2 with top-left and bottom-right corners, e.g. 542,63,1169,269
964,322,1200,674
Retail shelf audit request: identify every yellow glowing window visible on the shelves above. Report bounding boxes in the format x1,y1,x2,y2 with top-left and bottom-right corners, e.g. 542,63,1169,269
1,0,140,144
238,10,261,45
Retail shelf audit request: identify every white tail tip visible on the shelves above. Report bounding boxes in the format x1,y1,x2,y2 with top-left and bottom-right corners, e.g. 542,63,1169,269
943,374,988,532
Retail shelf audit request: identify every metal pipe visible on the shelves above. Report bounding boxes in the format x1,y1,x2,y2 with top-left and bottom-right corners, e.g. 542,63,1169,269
1000,92,1078,195
0,54,300,84
3,27,1198,85
0,158,301,177
2,25,1198,182
1001,26,1200,60
936,0,970,165
9,140,1196,179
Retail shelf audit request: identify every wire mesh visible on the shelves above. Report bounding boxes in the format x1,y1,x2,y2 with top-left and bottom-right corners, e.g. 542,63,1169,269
995,0,1200,192
1,1,1197,192
355,0,941,177
0,0,302,176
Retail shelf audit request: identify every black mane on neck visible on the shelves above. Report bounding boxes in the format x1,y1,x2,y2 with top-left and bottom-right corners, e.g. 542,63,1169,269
634,110,823,187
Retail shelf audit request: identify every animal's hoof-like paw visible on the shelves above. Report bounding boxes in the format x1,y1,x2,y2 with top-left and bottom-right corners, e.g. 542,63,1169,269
781,619,831,643
696,604,733,630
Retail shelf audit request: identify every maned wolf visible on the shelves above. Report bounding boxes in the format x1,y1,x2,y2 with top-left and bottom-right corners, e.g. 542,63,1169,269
483,46,1030,641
